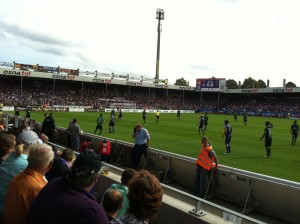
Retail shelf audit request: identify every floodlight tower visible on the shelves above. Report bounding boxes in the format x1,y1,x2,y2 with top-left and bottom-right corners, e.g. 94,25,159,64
155,8,164,82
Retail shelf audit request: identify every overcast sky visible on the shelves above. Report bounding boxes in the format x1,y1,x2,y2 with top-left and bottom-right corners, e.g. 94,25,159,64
1,0,300,87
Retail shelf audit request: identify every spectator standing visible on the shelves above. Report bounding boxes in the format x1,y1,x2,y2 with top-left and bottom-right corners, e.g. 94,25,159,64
194,136,218,198
2,144,54,224
260,121,273,158
102,168,136,217
99,138,112,163
27,150,109,224
223,120,232,154
131,124,150,170
102,189,123,221
67,119,75,148
41,113,56,142
290,120,299,145
66,118,82,152
110,170,163,224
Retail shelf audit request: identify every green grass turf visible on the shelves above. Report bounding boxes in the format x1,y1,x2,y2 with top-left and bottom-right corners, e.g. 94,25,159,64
19,111,300,182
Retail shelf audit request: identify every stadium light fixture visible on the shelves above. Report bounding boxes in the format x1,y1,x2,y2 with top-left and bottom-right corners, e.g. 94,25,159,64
155,8,164,82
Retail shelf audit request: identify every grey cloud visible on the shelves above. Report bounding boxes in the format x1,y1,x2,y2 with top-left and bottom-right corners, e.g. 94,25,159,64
37,47,68,56
0,20,72,47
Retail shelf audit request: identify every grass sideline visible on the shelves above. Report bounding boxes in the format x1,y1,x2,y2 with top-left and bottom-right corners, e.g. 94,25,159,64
15,111,300,182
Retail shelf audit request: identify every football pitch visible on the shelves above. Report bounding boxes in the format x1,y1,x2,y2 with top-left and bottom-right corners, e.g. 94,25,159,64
26,111,300,183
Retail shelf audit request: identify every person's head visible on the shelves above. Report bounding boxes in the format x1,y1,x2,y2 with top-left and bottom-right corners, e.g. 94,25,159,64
73,118,77,124
136,123,143,131
49,113,53,117
127,170,163,221
265,121,271,126
201,136,208,145
121,168,136,186
21,122,29,131
100,114,102,117
61,148,74,163
69,150,102,189
224,120,229,125
86,138,93,144
16,130,42,156
294,120,297,125
44,113,47,118
0,134,16,158
27,144,54,174
102,189,123,216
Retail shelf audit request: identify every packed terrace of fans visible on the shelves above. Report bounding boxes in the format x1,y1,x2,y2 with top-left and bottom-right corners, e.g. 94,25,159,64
0,76,300,116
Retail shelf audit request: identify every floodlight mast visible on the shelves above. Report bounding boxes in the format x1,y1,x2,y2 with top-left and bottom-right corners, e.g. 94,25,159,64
155,8,164,82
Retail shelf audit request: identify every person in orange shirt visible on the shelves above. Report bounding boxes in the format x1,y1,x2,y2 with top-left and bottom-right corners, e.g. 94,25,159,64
194,136,218,198
2,144,54,224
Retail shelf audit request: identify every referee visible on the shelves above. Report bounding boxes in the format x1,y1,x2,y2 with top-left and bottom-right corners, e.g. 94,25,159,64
131,123,150,170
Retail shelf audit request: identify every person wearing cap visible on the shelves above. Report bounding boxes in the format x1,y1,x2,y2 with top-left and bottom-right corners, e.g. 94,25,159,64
0,131,41,218
2,144,54,224
131,123,150,170
27,150,109,224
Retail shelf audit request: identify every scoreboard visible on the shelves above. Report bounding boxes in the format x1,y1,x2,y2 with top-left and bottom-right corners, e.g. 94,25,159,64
196,78,226,92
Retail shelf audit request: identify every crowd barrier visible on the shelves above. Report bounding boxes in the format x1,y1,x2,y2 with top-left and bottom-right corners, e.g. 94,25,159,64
52,127,299,224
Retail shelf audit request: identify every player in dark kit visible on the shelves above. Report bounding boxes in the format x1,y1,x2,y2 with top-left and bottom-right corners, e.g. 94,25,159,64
233,111,238,122
177,110,181,120
94,114,105,135
117,108,123,121
109,115,115,133
198,116,205,135
142,109,147,125
25,105,32,119
260,121,273,158
243,112,248,126
203,112,208,131
290,120,299,145
223,120,232,154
